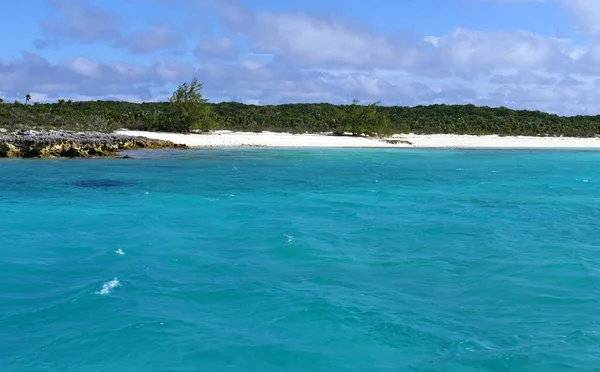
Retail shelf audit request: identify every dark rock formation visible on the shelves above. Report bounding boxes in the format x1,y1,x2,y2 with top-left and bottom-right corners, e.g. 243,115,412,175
384,139,413,145
0,130,187,158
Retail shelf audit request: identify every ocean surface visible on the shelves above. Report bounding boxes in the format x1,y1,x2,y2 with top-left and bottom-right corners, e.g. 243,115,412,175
1,148,600,371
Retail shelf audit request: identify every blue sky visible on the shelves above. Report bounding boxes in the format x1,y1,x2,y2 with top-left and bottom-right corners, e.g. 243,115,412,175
0,0,598,114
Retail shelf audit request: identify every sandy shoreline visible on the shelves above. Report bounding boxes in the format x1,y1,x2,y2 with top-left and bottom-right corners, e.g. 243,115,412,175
115,130,600,149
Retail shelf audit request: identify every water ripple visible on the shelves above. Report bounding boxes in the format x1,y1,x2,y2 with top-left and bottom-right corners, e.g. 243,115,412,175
2,149,600,370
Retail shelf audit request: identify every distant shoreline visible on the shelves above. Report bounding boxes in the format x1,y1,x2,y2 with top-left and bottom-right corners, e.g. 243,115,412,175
116,130,600,150
3,128,599,159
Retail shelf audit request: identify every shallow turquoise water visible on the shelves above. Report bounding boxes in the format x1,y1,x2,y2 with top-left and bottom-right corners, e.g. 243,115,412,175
2,148,600,371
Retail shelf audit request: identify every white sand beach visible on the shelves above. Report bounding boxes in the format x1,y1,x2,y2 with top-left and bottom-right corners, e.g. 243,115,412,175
116,130,600,149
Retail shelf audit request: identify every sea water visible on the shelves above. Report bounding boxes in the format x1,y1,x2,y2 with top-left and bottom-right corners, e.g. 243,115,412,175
1,148,600,371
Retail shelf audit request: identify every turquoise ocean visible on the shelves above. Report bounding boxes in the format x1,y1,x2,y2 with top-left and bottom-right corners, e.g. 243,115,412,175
2,148,600,371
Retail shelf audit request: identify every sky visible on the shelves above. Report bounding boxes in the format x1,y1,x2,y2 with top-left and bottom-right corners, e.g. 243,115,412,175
1,0,600,115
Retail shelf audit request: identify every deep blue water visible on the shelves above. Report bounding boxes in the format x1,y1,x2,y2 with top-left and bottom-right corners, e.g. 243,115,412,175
2,148,600,371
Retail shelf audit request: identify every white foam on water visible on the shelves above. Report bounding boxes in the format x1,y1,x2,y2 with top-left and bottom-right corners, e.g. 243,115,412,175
96,278,120,295
115,248,125,256
285,235,294,243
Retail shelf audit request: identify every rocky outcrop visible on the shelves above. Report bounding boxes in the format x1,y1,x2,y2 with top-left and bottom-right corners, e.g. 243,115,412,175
384,139,413,145
0,130,187,158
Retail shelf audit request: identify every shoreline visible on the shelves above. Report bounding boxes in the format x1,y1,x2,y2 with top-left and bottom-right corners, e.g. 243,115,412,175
115,130,600,150
0,130,186,158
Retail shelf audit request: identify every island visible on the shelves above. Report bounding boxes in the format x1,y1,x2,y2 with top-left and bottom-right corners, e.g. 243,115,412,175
1,78,600,157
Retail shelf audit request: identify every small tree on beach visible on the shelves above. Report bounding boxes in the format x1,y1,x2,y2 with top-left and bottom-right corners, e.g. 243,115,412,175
336,100,393,137
168,78,213,133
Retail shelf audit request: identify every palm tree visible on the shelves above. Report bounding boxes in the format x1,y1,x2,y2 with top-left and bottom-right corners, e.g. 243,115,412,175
25,94,31,105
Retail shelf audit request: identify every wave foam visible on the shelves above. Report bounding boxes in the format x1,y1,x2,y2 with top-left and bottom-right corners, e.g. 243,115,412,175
96,278,120,295
115,248,125,256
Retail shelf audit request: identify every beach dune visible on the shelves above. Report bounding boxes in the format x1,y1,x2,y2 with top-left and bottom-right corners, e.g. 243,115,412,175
115,130,600,149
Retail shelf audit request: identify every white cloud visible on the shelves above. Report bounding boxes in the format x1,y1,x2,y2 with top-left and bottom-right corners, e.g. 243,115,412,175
222,9,429,70
44,0,180,54
67,58,102,78
195,37,240,59
116,26,181,54
564,0,600,37
434,29,579,76
43,0,121,42
0,52,194,102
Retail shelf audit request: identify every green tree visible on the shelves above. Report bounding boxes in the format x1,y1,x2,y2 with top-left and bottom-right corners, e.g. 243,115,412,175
169,78,213,132
363,102,394,137
25,94,31,105
338,100,393,137
0,98,4,104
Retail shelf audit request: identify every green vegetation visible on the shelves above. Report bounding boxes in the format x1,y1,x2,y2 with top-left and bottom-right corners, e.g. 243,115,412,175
1,80,599,137
167,78,214,133
334,100,393,137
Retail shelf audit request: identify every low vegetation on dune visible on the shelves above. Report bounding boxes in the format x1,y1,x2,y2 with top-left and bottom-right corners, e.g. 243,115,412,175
1,79,600,137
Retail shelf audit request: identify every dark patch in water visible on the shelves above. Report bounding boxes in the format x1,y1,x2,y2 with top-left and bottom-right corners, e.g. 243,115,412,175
0,179,28,186
72,179,134,189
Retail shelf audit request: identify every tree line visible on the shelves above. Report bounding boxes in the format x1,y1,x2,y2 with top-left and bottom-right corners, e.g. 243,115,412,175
1,79,600,137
